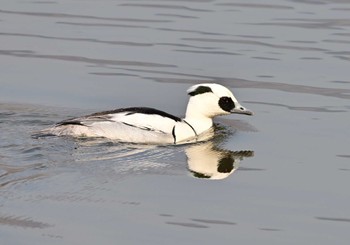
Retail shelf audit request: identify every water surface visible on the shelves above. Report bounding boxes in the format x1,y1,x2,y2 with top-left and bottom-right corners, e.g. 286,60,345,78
1,0,350,244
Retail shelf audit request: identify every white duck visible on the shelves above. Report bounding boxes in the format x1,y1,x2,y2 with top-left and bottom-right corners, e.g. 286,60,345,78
41,83,253,144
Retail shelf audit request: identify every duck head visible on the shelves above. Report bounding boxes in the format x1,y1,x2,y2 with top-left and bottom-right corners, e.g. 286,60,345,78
185,83,253,119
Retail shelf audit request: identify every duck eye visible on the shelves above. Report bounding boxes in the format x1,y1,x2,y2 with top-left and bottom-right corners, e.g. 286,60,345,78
218,97,235,112
240,107,244,110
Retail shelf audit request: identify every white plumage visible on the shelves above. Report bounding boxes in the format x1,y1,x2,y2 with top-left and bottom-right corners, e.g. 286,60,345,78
39,83,253,144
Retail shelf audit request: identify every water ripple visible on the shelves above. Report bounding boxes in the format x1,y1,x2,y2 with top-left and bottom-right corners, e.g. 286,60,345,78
182,38,328,51
0,50,176,68
254,17,350,30
216,2,294,9
316,217,350,223
0,9,172,23
0,214,52,229
140,76,350,100
119,3,213,12
0,32,154,47
56,21,149,29
245,101,347,113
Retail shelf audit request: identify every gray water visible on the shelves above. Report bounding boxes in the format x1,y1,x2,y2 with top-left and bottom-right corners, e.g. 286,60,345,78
1,0,350,244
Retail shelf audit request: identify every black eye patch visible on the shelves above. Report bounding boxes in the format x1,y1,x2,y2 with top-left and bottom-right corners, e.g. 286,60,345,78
218,96,235,112
188,86,213,96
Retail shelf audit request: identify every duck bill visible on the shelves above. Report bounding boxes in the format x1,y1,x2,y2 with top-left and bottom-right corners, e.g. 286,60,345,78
231,107,254,116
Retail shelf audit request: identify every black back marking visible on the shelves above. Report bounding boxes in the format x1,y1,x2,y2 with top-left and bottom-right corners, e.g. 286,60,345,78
90,107,181,122
57,120,85,126
218,97,235,112
55,107,180,129
188,86,213,96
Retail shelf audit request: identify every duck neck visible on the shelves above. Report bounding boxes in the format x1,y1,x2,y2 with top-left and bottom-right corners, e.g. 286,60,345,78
183,117,213,136
184,106,213,135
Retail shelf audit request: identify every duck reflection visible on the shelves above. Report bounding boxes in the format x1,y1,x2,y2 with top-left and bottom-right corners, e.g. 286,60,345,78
185,141,254,180
35,124,254,181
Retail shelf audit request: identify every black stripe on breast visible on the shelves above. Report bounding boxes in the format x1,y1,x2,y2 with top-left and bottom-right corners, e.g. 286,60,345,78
183,120,198,137
172,126,176,144
90,107,181,122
